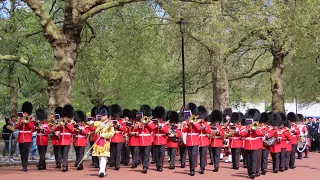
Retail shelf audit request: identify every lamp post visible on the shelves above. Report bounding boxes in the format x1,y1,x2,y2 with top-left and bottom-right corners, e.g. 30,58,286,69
176,18,188,108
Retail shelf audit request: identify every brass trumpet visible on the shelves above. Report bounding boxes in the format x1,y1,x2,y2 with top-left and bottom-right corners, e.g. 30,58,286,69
140,116,150,124
250,122,259,130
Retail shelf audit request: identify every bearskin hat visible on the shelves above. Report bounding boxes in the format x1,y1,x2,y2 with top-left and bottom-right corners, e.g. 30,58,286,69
165,110,173,121
198,106,208,119
297,114,304,122
74,110,86,122
21,101,33,115
61,104,74,118
186,102,198,115
245,109,261,121
169,111,179,124
122,109,131,118
36,108,46,121
270,113,282,127
129,109,138,120
91,107,98,117
54,107,63,116
259,112,270,123
209,110,223,123
287,112,297,122
98,105,109,113
231,112,241,123
223,108,232,117
140,104,152,117
278,112,287,122
283,120,291,129
154,106,166,119
110,104,123,117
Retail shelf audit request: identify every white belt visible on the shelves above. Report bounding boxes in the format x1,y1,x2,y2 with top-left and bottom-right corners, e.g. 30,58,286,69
292,135,296,137
199,134,208,137
229,137,241,140
60,133,71,135
37,134,48,136
212,136,222,138
154,134,166,136
75,135,86,138
187,133,199,136
139,134,151,136
19,131,32,133
115,131,122,133
245,137,259,140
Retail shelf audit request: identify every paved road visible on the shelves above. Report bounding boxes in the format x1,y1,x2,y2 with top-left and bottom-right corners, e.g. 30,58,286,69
0,153,319,180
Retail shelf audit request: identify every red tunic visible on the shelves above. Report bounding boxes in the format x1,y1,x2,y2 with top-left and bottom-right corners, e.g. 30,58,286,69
182,120,201,146
73,123,89,147
111,119,126,143
228,125,243,148
128,121,140,146
290,123,300,145
153,121,169,145
88,125,96,142
138,122,156,146
198,121,211,147
210,125,225,147
270,128,291,153
14,118,35,143
166,126,182,148
35,121,50,146
239,126,263,150
56,121,74,146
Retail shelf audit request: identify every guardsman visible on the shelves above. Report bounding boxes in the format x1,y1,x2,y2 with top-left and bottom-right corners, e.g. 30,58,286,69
227,112,243,170
278,112,291,172
178,111,187,168
128,109,140,168
121,109,131,166
209,110,225,172
259,112,272,175
34,108,50,170
73,110,89,170
182,102,201,176
239,113,247,168
238,109,263,179
109,104,126,170
88,107,99,168
14,101,35,172
138,105,156,174
55,104,75,172
92,108,115,177
284,120,292,170
166,111,182,170
197,106,211,174
287,112,300,169
52,107,62,168
222,108,232,163
153,106,169,172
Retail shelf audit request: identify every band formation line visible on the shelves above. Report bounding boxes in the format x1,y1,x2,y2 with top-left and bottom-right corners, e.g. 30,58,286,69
9,101,310,179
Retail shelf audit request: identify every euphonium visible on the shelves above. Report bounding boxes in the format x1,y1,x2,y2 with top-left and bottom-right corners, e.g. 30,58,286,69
250,122,259,130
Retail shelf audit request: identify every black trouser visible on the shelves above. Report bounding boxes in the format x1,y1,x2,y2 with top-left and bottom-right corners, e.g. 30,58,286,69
60,145,70,168
74,146,85,166
154,144,166,168
167,148,177,167
139,146,151,168
121,143,130,164
231,148,241,168
271,153,280,171
261,149,269,171
130,146,139,164
246,150,257,176
3,140,15,157
241,148,247,167
110,142,123,167
211,147,221,168
199,146,208,169
290,144,297,167
37,146,47,168
209,146,214,162
179,146,187,164
285,151,291,168
316,134,320,151
256,148,262,173
151,143,155,162
279,148,286,169
19,142,31,167
187,146,198,172
89,141,99,166
53,145,61,165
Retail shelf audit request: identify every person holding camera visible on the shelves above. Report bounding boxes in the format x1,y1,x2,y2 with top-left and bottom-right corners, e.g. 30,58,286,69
34,108,50,170
2,116,16,161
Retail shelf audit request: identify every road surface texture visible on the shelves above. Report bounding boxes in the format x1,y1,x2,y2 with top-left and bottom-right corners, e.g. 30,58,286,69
0,153,319,180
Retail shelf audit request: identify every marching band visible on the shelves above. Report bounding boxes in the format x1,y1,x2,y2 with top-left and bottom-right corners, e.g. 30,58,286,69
12,101,311,179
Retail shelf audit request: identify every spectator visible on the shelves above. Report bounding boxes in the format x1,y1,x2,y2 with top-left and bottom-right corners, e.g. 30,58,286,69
1,116,16,161
29,131,38,160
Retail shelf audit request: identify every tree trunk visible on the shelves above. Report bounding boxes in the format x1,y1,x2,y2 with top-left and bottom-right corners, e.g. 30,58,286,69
211,54,230,110
9,83,19,117
48,34,80,115
270,46,286,112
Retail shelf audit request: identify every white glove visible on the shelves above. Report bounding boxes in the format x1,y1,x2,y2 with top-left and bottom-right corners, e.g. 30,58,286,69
89,120,94,125
100,134,104,138
100,123,106,128
79,126,85,130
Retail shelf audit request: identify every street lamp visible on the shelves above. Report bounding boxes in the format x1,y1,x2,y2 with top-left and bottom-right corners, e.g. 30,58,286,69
176,18,188,108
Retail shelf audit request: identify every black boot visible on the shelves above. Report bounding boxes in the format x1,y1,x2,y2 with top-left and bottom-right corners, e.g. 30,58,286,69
142,167,148,174
180,163,185,168
199,168,204,174
131,163,137,168
56,164,61,168
190,171,195,176
213,167,219,172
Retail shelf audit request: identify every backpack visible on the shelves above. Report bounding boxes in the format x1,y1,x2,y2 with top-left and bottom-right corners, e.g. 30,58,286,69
1,124,12,140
